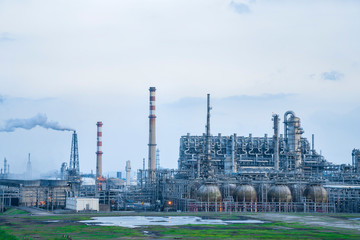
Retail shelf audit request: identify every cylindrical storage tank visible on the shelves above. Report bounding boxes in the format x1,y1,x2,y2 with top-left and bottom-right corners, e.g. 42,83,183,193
220,183,236,198
197,184,222,202
267,185,292,202
304,185,328,203
233,184,257,202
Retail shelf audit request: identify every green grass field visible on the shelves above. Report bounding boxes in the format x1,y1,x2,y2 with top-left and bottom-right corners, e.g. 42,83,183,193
0,208,29,216
0,211,359,239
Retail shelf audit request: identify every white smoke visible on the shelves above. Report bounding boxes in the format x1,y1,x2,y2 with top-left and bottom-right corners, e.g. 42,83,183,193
0,114,74,132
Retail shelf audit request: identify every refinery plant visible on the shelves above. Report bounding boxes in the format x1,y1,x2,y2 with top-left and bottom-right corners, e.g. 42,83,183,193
1,87,360,213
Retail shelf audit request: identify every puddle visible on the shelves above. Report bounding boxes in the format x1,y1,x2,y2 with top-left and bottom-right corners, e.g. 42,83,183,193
80,216,265,228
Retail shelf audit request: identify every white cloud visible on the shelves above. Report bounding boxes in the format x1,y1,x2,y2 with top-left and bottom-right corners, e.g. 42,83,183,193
0,0,359,174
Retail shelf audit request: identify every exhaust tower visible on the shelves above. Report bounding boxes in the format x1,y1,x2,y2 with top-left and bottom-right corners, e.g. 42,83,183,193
148,87,157,180
96,121,103,178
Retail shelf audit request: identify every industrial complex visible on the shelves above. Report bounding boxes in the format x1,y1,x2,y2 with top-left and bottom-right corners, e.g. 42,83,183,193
1,87,360,213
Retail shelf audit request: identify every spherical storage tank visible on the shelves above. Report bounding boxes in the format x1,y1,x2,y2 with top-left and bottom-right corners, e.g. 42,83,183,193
233,184,257,202
267,185,292,202
197,184,222,202
304,185,328,203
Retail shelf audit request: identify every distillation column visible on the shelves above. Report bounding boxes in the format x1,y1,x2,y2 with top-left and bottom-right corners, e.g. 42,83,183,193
284,111,303,172
96,121,103,178
272,114,280,171
126,160,131,186
231,134,237,173
148,87,157,182
352,149,360,173
202,93,214,179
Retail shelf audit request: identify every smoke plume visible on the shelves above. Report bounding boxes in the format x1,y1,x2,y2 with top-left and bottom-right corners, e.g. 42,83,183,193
0,114,74,132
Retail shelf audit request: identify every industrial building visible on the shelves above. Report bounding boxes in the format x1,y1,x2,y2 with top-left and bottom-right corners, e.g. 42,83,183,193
0,179,71,210
135,90,360,213
1,87,360,214
66,197,99,212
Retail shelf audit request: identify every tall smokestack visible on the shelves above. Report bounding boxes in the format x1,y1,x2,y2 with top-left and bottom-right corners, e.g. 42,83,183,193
148,87,157,181
96,121,103,178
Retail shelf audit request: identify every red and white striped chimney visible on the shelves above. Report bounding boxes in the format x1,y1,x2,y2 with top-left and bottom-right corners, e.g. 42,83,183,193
96,121,103,178
148,87,157,175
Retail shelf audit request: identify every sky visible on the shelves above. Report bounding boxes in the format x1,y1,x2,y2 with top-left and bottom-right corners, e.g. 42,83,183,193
0,0,359,177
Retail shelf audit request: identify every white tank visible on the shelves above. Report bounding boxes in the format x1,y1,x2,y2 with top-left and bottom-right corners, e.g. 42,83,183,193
304,185,328,203
268,184,292,202
233,184,257,202
197,184,222,202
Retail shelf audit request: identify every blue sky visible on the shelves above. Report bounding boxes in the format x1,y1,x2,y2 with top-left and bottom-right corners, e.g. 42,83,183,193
0,0,359,176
